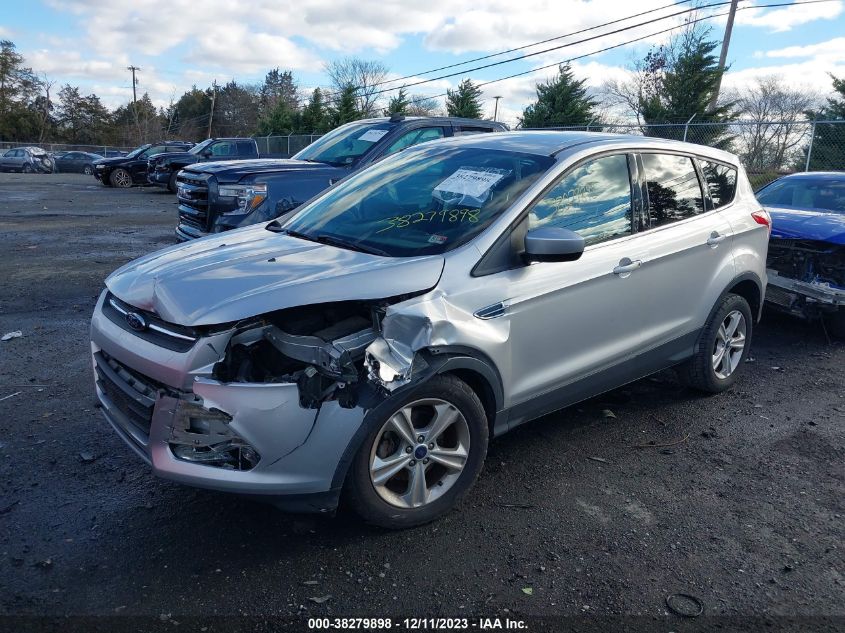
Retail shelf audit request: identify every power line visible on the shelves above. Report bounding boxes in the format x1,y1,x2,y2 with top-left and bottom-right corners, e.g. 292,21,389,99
358,0,701,92
399,0,839,108
352,0,836,101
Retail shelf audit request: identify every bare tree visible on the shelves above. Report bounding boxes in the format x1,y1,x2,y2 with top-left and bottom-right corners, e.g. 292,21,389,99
726,76,820,170
324,57,389,117
406,94,443,117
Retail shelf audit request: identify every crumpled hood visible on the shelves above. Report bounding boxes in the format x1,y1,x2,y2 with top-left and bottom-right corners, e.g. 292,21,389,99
93,156,133,167
105,224,445,326
150,151,195,163
767,206,845,245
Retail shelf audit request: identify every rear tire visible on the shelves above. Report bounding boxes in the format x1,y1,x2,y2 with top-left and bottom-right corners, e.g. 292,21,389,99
680,293,753,393
110,168,132,188
346,374,488,529
83,165,93,175
22,163,32,173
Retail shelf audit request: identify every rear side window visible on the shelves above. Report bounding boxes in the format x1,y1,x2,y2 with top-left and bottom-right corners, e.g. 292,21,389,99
529,154,633,246
237,141,256,155
700,160,737,209
384,127,445,156
456,127,493,136
641,153,704,228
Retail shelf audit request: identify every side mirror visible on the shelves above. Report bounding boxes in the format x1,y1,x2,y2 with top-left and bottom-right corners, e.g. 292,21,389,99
524,226,585,262
202,149,213,158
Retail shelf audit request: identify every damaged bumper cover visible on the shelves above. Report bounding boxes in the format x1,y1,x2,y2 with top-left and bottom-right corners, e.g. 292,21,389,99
90,291,367,511
766,268,845,316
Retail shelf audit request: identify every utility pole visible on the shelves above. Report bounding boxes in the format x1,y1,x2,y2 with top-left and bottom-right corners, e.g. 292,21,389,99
207,80,218,139
708,0,738,112
493,96,502,122
127,66,140,104
127,66,141,143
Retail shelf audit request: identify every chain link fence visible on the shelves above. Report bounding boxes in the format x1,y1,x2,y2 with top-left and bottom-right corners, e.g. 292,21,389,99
524,120,845,190
253,134,323,157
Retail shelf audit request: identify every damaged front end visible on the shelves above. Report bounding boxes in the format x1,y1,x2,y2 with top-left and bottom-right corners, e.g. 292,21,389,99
766,239,845,318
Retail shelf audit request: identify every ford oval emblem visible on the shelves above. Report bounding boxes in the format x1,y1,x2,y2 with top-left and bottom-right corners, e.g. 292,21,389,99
125,312,147,332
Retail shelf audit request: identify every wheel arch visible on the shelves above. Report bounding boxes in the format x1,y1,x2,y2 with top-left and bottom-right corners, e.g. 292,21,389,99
725,272,763,323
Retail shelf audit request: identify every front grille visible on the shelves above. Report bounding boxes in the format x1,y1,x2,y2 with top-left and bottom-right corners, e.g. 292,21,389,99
102,292,199,352
94,351,158,438
177,173,210,231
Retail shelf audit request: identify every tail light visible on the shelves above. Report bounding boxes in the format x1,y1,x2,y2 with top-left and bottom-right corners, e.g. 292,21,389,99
751,209,771,232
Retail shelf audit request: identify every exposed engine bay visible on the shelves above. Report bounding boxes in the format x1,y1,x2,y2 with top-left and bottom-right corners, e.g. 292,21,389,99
211,296,429,410
766,239,845,316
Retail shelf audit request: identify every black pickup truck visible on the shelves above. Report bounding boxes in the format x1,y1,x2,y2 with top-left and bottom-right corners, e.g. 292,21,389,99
148,138,262,192
175,116,507,240
94,141,193,187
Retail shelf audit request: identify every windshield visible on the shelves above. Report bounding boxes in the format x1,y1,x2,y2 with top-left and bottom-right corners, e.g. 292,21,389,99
293,121,393,167
189,139,214,155
282,145,554,257
757,177,845,215
125,144,152,159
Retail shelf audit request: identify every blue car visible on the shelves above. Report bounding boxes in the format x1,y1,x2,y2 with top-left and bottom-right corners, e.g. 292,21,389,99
757,172,845,337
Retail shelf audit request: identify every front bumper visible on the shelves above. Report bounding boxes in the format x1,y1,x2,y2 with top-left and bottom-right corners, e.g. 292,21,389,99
765,269,845,317
148,170,171,186
175,222,209,241
90,291,366,510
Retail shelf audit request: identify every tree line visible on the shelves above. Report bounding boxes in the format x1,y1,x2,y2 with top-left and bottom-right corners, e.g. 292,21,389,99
1,27,843,171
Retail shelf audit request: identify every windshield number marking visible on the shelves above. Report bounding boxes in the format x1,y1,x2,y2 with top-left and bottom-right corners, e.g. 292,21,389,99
377,209,480,232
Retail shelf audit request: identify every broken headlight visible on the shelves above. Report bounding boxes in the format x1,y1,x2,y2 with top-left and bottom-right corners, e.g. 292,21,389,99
218,183,268,215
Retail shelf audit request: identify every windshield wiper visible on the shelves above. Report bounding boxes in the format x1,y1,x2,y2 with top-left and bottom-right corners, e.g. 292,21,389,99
268,223,389,256
312,233,389,256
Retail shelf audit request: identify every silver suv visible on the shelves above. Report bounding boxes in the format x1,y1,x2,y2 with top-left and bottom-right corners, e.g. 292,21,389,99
90,132,770,528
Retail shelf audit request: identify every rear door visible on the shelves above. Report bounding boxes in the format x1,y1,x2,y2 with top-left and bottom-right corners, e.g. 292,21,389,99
631,152,736,351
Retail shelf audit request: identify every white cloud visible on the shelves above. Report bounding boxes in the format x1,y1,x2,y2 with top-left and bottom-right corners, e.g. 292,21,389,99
0,26,13,38
735,0,843,32
762,36,845,64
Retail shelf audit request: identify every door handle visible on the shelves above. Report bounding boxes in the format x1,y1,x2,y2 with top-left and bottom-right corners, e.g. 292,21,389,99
613,259,642,275
706,232,727,247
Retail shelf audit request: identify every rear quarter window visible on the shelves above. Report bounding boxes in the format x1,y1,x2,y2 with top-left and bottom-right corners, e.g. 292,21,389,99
700,160,737,209
641,153,705,228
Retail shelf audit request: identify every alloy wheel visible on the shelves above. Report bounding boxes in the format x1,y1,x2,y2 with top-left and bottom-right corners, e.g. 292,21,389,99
712,310,746,379
112,169,131,187
84,165,93,175
369,398,470,509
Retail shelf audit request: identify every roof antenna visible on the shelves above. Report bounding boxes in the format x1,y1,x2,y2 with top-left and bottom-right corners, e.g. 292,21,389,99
389,112,405,123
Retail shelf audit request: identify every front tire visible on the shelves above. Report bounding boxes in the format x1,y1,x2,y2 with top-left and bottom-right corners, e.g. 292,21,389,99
22,163,32,173
83,165,93,175
167,171,178,193
680,293,753,393
347,374,488,529
110,168,132,188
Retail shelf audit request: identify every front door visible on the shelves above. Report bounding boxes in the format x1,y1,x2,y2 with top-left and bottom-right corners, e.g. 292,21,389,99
491,153,653,416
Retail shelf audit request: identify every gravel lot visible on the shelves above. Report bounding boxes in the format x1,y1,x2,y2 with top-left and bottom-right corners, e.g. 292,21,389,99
0,173,843,626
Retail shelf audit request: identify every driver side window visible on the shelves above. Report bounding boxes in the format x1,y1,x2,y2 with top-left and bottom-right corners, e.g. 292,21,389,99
529,154,633,246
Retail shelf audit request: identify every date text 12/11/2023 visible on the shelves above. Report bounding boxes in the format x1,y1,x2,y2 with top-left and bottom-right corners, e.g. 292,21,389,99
307,616,528,630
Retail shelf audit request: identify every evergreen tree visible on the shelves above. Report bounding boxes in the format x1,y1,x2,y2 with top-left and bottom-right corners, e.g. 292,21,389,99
805,74,845,170
637,28,735,146
301,88,329,133
446,79,483,119
520,64,597,128
0,40,42,140
259,68,298,116
386,87,410,116
331,84,361,126
257,98,300,135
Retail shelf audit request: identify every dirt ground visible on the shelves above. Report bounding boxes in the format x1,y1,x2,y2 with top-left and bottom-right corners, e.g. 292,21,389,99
0,173,843,627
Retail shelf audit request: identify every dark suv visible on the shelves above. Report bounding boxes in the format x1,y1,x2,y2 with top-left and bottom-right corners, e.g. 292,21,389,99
148,138,260,193
94,142,193,187
175,116,507,240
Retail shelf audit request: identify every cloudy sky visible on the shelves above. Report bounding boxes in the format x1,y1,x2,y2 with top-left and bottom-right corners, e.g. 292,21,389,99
2,0,844,126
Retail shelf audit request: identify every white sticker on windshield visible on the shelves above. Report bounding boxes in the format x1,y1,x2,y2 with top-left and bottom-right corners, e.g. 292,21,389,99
358,129,389,143
434,168,508,199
